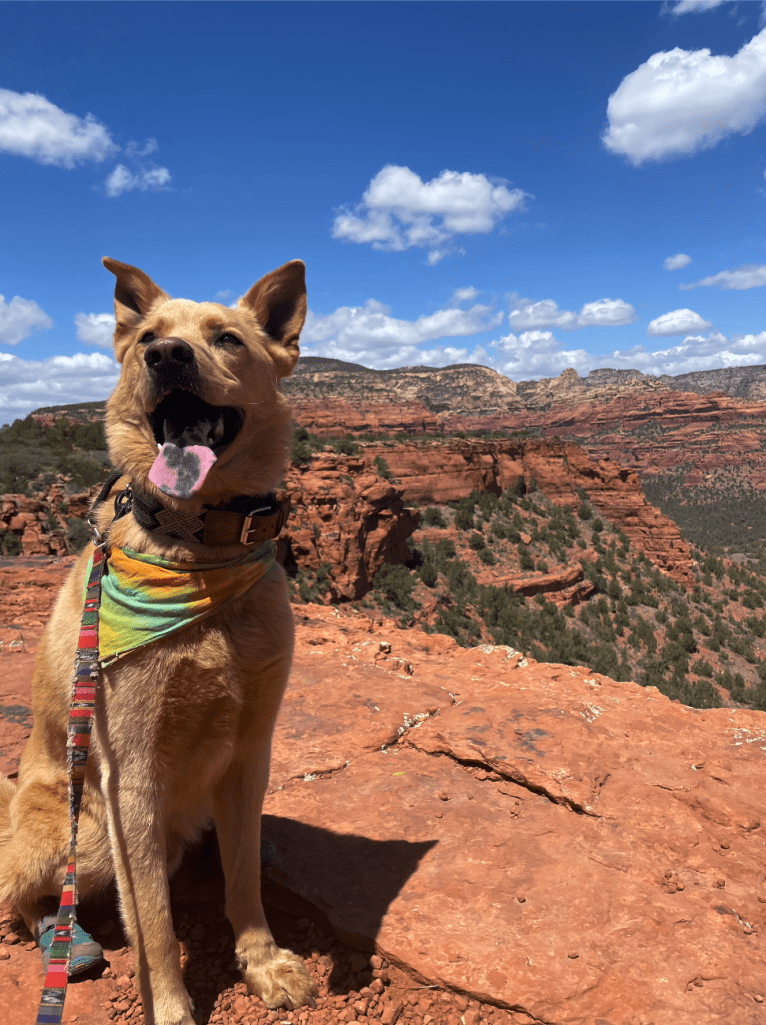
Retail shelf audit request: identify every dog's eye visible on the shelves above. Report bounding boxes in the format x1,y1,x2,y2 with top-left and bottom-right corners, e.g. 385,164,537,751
139,331,156,345
215,332,243,348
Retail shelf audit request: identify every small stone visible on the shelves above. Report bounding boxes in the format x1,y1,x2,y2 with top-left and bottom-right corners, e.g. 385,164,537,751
694,980,703,987
0,949,10,960
676,881,685,891
517,895,526,903
369,979,384,995
437,791,449,801
25,941,36,951
435,811,443,819
755,994,764,1003
744,925,753,935
455,995,469,1010
758,896,766,903
716,879,726,888
370,955,383,970
568,952,579,959
380,1000,403,1025
720,842,730,850
4,932,20,945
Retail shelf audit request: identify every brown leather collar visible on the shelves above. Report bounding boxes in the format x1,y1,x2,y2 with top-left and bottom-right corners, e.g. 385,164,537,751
122,485,291,548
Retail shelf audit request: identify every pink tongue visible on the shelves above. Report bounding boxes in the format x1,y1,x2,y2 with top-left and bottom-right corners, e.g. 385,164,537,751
148,443,217,499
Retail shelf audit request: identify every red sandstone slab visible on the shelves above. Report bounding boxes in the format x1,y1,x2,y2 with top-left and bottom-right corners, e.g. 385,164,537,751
272,644,452,786
264,657,766,1025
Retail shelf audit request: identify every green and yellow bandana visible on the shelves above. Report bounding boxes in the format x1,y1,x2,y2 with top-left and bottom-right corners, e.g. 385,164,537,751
83,541,276,664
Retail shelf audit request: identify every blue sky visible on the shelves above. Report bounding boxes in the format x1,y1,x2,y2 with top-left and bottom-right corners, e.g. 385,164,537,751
3,0,766,424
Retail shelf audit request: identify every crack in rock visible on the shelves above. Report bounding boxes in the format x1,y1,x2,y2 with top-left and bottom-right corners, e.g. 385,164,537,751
412,745,600,817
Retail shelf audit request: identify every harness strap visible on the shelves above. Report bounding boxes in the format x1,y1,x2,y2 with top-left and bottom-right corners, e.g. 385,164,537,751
35,544,106,1025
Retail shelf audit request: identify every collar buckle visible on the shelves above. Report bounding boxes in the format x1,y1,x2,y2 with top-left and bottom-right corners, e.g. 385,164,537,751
239,497,291,546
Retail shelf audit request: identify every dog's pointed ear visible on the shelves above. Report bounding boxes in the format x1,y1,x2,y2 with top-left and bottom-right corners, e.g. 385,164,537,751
102,258,168,362
238,260,306,377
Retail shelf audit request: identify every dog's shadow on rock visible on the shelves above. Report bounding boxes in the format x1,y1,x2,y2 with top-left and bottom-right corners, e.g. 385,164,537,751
164,817,436,1022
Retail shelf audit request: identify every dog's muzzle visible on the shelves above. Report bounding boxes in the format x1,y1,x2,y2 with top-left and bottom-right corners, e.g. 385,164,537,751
143,338,243,500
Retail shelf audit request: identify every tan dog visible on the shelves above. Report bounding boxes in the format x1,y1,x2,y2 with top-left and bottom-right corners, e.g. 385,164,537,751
0,259,316,1024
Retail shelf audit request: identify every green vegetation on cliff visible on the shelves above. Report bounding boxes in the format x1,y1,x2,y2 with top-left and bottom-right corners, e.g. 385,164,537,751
0,414,110,494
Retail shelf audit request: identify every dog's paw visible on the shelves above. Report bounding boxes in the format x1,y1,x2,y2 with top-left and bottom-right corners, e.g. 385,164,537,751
241,947,317,1009
153,988,195,1025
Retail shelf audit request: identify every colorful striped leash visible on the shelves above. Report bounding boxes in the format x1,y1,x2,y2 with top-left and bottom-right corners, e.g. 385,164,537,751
35,541,106,1025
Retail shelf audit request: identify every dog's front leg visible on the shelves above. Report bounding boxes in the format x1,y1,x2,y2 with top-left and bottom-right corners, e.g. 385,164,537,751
214,746,316,1010
102,767,194,1025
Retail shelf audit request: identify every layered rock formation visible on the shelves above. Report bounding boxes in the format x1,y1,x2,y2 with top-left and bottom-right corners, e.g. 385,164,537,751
2,436,691,593
367,437,693,582
282,454,419,601
282,359,766,501
0,480,98,557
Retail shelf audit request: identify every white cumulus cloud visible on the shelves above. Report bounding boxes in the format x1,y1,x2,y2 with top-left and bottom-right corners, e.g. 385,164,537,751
670,0,727,13
602,28,766,165
0,351,120,425
483,326,766,381
646,308,713,335
0,295,53,346
664,253,692,270
449,287,478,305
332,165,529,262
576,298,638,327
509,299,577,332
74,312,116,348
105,163,172,198
0,88,117,168
679,263,766,289
301,296,502,368
509,296,636,332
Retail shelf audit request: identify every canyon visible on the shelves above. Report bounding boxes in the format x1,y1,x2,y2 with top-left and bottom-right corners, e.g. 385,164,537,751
284,360,766,513
1,436,692,596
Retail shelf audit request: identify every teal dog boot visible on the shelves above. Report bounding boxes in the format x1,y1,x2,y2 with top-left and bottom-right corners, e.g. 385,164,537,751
35,915,104,976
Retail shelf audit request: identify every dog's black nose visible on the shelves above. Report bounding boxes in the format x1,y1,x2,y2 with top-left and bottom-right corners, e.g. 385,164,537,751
143,337,195,369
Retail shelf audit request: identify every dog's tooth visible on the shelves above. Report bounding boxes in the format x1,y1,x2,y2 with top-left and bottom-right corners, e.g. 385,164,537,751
211,416,225,443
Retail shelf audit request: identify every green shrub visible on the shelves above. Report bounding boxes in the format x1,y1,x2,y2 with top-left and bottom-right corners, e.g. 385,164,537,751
373,563,415,609
373,455,391,479
0,531,21,556
422,507,447,528
519,548,534,572
454,505,475,531
289,426,313,466
419,559,438,587
479,548,496,565
335,437,359,456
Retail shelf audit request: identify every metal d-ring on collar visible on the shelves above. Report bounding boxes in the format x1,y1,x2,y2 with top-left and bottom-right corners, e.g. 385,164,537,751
85,469,125,545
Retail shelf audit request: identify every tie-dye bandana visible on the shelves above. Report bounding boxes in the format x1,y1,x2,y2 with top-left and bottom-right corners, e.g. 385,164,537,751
83,541,276,664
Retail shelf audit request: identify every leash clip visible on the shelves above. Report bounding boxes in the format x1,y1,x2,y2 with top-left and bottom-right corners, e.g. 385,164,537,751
113,485,133,520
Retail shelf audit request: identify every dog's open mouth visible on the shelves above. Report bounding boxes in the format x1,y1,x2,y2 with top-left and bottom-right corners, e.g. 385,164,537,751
147,391,244,499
